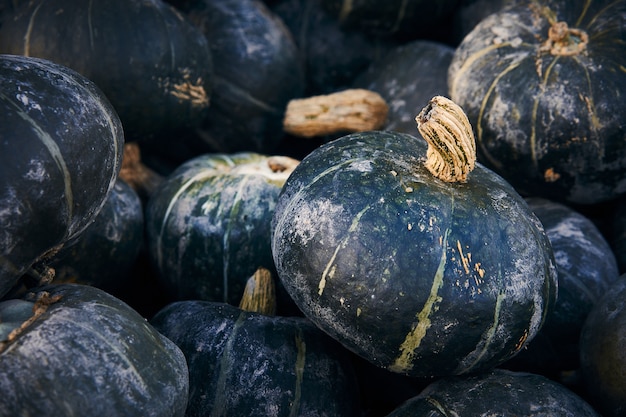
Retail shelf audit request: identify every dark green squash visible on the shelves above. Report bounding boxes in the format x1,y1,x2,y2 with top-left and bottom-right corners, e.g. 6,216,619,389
146,152,299,306
0,284,189,417
0,54,124,299
175,0,305,154
579,274,626,417
503,197,619,375
0,0,213,141
47,179,144,296
353,40,455,134
386,368,600,416
150,269,361,416
270,0,399,96
448,0,626,204
272,96,557,378
319,0,462,41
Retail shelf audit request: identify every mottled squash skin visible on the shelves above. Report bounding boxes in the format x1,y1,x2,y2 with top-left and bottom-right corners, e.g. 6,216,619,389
0,54,123,298
448,0,626,204
0,284,189,417
272,131,557,378
151,300,361,416
146,152,298,306
386,368,600,416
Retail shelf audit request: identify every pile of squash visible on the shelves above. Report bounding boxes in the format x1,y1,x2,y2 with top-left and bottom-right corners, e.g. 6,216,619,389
0,0,625,416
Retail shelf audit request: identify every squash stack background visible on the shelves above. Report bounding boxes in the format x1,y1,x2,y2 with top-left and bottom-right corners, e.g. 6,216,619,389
0,0,625,416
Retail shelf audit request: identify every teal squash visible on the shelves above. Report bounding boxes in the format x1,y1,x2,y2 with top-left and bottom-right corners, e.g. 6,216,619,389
448,0,626,204
0,284,189,417
0,54,123,299
272,96,557,377
146,152,299,306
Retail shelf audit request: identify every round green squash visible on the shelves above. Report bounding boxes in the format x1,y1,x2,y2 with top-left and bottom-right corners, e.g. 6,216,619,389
0,284,189,417
448,0,626,204
0,54,124,299
579,275,626,417
150,271,360,416
504,197,619,374
177,0,305,154
386,368,600,416
146,152,299,306
47,179,144,295
271,96,557,377
0,0,213,141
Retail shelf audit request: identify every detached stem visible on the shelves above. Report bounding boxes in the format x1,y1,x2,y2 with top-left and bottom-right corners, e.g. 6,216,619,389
416,96,476,183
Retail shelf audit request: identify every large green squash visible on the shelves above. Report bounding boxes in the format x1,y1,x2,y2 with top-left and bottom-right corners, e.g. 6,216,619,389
0,284,189,417
146,152,299,306
448,0,626,204
0,54,123,299
0,0,213,141
272,96,557,377
386,368,600,416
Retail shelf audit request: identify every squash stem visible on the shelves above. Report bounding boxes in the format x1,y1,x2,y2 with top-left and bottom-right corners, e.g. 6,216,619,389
238,267,277,316
415,96,476,183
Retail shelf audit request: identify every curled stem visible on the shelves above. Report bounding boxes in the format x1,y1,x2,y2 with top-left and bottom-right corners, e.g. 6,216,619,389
416,96,476,183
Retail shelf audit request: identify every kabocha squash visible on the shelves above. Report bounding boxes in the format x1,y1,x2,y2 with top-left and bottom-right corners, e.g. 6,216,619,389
0,0,213,141
270,0,399,95
146,152,299,306
177,0,305,153
0,54,123,299
0,284,189,417
319,0,461,40
448,0,626,204
150,269,361,416
579,275,626,417
47,179,144,296
504,197,619,374
272,96,557,378
386,368,600,416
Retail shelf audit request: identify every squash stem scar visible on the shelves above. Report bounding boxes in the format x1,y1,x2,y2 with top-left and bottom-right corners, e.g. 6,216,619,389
389,227,451,373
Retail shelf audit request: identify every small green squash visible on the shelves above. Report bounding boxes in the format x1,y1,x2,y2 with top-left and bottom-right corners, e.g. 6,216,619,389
579,275,626,417
0,284,189,417
272,96,557,377
146,152,299,306
150,268,361,416
386,368,600,416
0,0,213,141
0,54,124,298
448,0,626,204
47,179,144,295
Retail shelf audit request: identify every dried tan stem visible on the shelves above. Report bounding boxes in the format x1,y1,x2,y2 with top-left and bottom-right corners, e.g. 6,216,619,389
238,267,276,316
283,89,388,138
416,96,476,183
